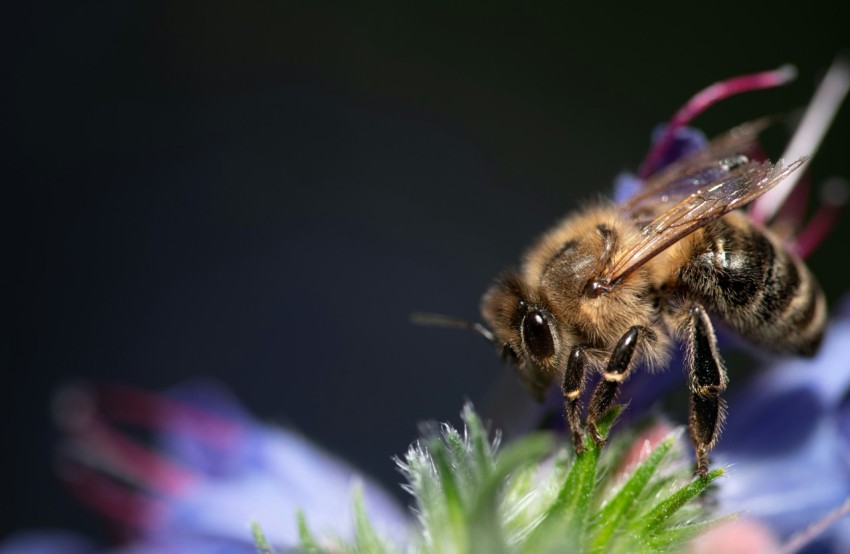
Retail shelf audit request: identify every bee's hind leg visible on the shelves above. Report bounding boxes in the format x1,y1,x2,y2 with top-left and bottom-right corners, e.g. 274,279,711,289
586,326,650,447
685,305,728,477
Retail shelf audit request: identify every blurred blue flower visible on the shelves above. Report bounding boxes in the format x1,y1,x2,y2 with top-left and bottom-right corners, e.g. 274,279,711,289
1,380,408,554
713,297,850,552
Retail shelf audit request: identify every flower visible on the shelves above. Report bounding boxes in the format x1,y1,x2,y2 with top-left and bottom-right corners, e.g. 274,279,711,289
3,384,728,554
1,380,408,553
712,297,850,552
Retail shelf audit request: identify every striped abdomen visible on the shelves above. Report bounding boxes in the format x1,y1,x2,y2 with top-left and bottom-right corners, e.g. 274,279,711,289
677,210,825,356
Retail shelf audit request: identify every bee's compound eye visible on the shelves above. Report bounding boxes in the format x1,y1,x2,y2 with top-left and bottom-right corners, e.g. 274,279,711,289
521,310,555,360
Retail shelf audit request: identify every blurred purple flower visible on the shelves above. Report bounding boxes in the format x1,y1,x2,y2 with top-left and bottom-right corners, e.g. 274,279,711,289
712,297,850,553
1,380,408,554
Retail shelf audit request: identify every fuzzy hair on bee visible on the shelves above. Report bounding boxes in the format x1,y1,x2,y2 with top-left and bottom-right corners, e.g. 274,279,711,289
483,204,675,386
414,60,849,477
480,60,850,476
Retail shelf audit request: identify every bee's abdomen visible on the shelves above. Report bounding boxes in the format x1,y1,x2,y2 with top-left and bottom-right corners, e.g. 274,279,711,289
678,212,825,356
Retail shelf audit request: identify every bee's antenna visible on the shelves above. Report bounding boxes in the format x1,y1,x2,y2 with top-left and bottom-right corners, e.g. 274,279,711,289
410,312,498,345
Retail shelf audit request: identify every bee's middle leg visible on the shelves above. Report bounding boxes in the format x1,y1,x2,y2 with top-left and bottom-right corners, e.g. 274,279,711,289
586,326,649,446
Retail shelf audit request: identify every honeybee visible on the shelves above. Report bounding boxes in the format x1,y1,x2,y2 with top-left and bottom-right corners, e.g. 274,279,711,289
414,62,850,476
478,121,825,476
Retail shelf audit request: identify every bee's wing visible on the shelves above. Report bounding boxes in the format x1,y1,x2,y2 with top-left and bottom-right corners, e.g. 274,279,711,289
606,156,805,285
623,119,771,211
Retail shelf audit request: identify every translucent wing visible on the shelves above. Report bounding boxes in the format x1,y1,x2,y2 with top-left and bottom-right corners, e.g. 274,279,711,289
604,156,806,286
623,119,772,212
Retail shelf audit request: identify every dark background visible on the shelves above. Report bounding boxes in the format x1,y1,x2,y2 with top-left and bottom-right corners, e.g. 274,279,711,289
5,2,850,543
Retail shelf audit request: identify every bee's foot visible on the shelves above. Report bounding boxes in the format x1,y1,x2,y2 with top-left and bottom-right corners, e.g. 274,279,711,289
587,423,606,448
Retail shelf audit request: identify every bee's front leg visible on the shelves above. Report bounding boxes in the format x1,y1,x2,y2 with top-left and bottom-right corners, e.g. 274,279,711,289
561,345,589,453
685,305,728,477
586,326,648,447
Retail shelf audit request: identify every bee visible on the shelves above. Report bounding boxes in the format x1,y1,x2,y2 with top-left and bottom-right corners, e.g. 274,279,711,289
415,63,848,477
479,121,825,477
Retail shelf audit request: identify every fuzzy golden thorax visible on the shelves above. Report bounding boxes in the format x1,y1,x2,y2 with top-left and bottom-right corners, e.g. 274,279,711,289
481,204,674,397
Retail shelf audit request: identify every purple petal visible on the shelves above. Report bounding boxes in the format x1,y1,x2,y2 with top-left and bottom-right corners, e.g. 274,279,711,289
720,384,822,456
113,537,256,554
142,380,410,547
156,380,258,478
648,124,708,173
612,172,644,204
157,426,409,547
715,305,850,546
53,379,410,550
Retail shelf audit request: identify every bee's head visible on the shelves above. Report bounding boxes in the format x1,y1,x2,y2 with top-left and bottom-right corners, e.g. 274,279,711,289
481,270,563,400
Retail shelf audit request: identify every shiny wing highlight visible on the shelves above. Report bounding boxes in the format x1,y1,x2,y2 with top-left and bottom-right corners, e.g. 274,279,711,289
623,119,772,212
606,156,806,286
